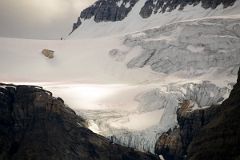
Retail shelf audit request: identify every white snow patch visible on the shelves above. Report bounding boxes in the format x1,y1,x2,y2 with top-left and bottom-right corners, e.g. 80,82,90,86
125,1,131,8
117,0,122,7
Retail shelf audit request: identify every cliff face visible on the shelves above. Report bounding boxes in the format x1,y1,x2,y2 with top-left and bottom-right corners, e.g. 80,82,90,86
80,0,138,22
0,84,159,160
72,0,138,32
155,68,240,160
187,69,240,160
155,100,216,160
139,0,236,18
154,127,183,160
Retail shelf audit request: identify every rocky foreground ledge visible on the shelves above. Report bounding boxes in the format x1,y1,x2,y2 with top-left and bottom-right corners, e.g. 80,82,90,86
0,83,158,160
155,68,240,160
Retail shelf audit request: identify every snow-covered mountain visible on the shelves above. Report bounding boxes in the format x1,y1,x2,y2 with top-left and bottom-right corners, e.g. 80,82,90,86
69,0,239,38
0,0,240,155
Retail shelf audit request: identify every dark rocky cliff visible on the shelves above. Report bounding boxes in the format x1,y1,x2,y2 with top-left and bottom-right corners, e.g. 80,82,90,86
187,68,240,160
0,84,159,160
139,0,237,18
155,68,240,160
72,0,138,32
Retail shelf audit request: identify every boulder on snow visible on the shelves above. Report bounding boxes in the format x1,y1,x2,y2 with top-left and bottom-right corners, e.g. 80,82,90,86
42,49,54,59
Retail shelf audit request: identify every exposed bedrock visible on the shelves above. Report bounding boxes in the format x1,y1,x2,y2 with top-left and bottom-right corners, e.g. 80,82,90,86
139,0,237,18
71,0,138,32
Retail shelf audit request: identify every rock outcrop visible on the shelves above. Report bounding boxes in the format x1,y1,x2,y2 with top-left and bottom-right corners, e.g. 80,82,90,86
139,0,237,18
0,83,159,160
187,69,240,160
155,127,182,160
71,0,138,32
155,68,240,160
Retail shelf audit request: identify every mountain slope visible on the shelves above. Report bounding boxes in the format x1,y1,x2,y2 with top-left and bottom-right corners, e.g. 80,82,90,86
69,0,240,38
0,83,159,160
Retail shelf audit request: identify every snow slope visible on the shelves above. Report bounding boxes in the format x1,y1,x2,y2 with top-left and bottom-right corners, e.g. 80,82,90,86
0,37,160,83
1,0,240,153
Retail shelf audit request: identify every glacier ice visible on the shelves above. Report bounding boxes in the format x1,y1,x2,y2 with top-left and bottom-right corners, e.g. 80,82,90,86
78,17,240,153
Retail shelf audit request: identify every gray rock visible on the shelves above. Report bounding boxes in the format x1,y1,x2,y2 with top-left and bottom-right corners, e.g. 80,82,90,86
71,17,82,34
71,0,138,32
140,0,237,18
42,49,54,59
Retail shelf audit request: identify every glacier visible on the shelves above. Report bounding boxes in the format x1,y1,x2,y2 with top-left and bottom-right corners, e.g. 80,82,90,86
0,0,240,154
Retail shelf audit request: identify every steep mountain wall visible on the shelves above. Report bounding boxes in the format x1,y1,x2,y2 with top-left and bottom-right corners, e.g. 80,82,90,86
72,0,139,32
139,0,236,18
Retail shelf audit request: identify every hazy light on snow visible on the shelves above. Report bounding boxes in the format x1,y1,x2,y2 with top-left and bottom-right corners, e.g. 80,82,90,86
45,84,130,110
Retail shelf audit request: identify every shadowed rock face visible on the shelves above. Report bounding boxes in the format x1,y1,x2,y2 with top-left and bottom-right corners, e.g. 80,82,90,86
155,127,183,160
187,69,240,160
0,84,159,160
155,68,240,160
71,0,138,32
139,0,237,18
